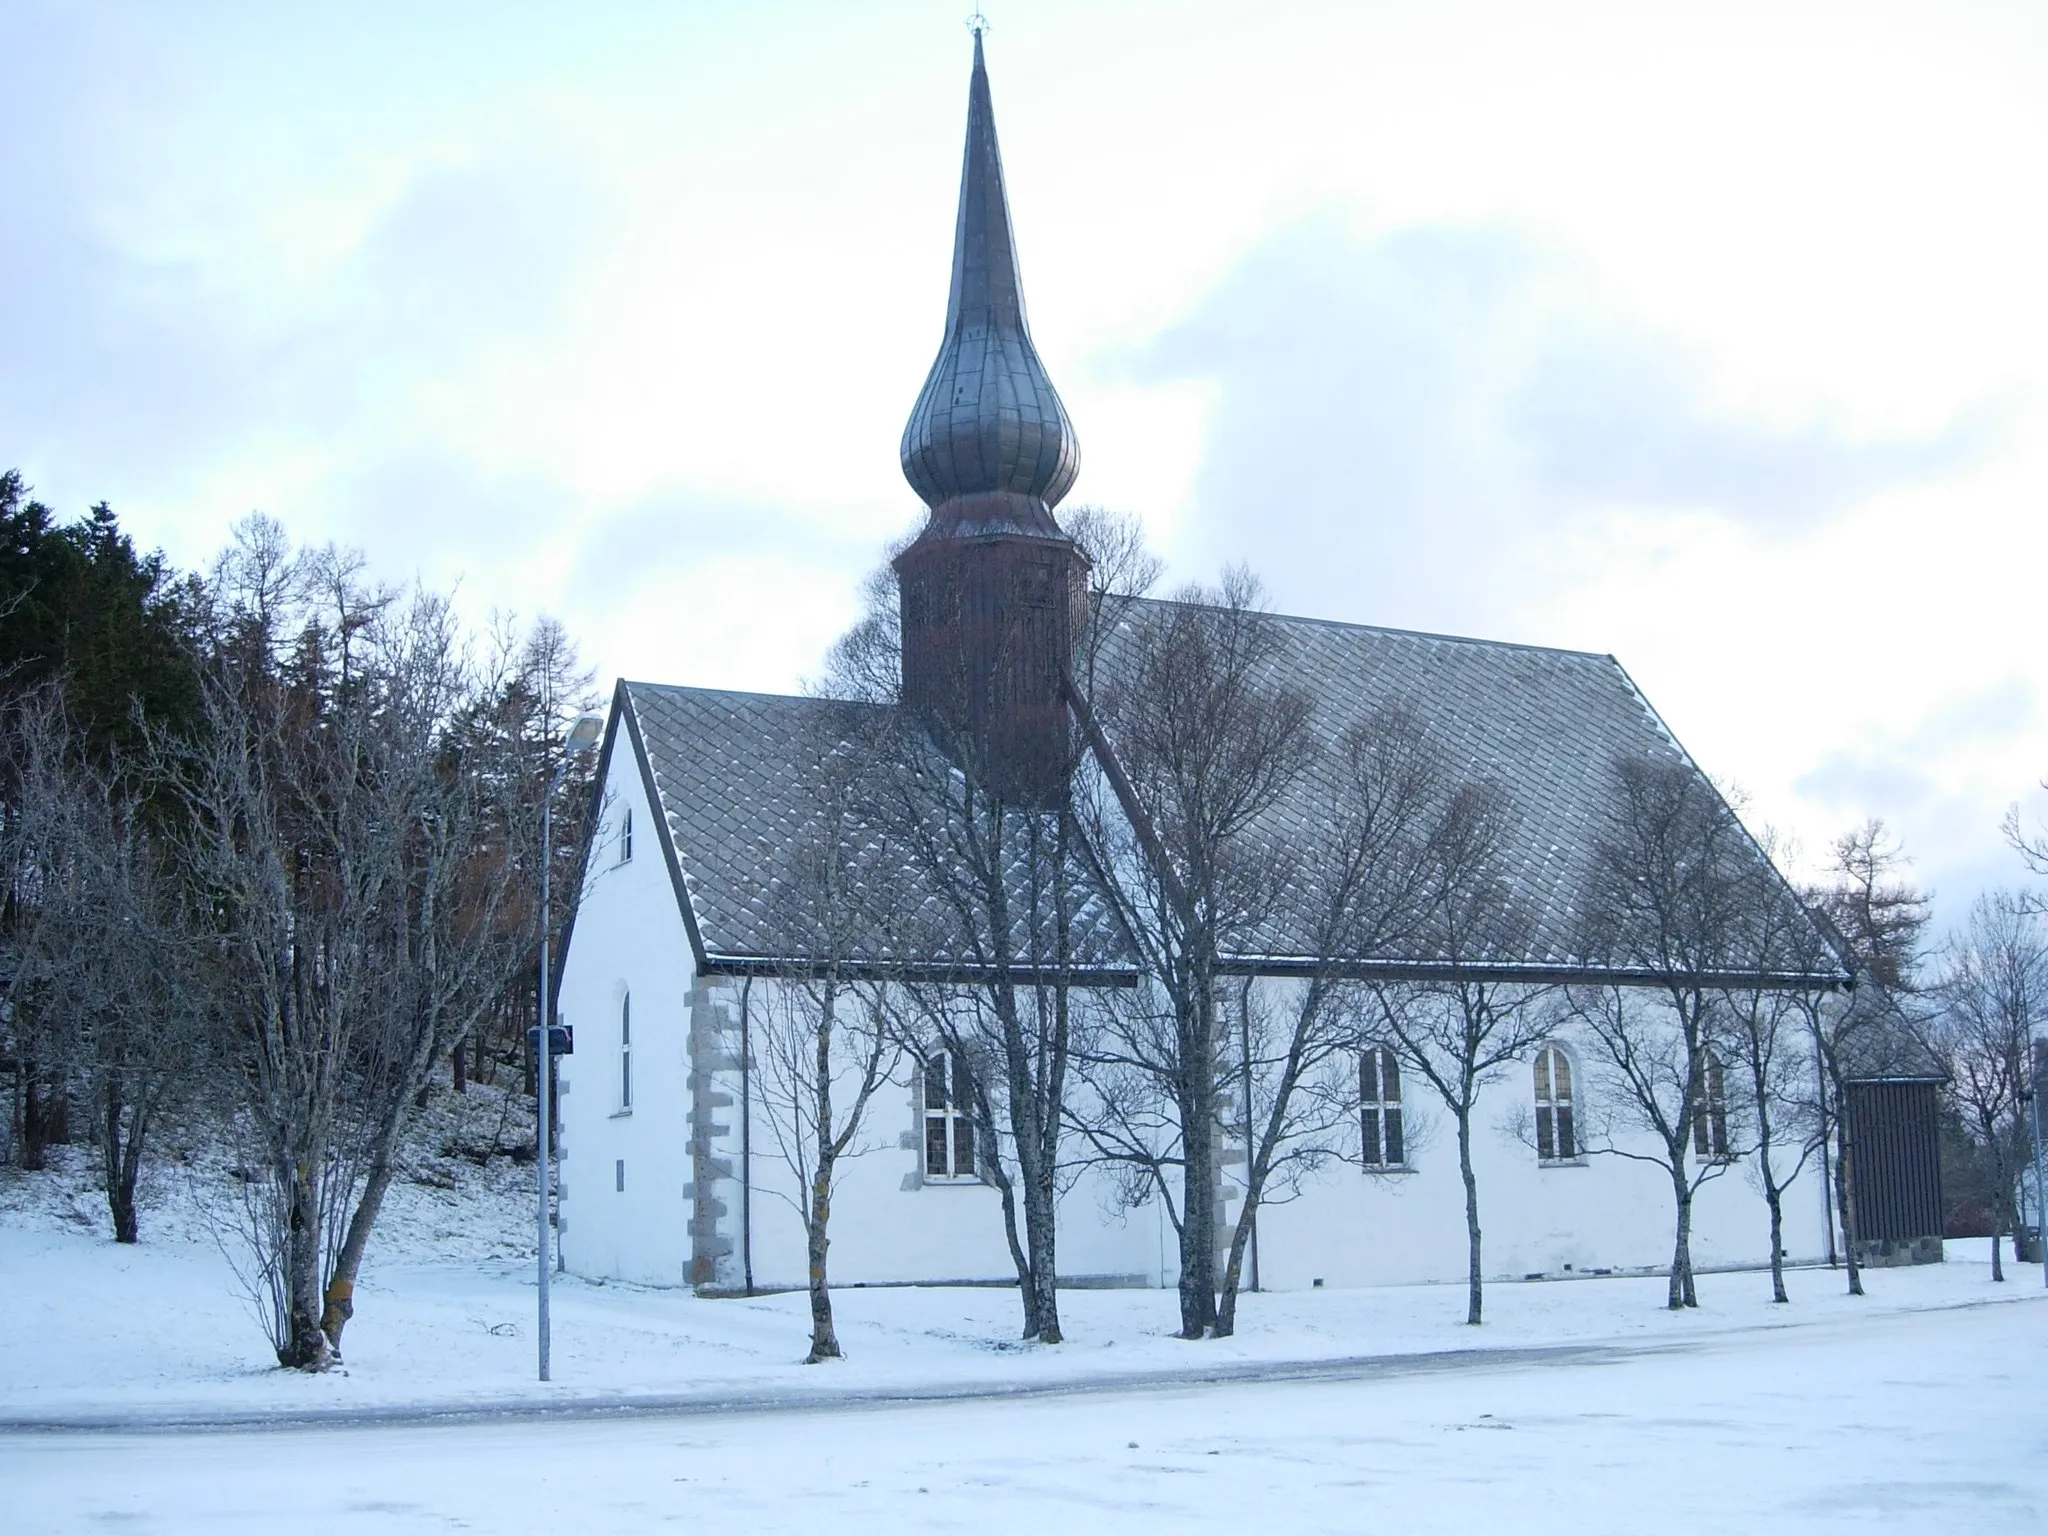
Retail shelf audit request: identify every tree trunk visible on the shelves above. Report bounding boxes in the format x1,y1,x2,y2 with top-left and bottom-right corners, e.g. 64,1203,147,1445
1175,976,1220,1340
805,987,842,1364
1178,1084,1218,1339
19,1063,57,1171
1023,1157,1062,1344
804,1156,840,1362
1214,1206,1254,1339
98,1073,148,1245
452,1040,467,1095
988,1152,1038,1338
1667,1170,1697,1310
1837,1137,1864,1296
1459,1111,1484,1325
281,1158,332,1370
321,1155,399,1353
1766,1183,1788,1303
107,1160,140,1244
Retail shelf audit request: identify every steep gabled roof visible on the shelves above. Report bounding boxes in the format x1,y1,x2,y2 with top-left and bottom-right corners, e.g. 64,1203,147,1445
617,679,1137,982
1085,603,1848,988
590,602,1846,993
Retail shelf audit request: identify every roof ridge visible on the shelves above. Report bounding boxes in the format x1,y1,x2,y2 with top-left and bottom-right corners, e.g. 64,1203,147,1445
622,679,883,711
1124,596,1615,663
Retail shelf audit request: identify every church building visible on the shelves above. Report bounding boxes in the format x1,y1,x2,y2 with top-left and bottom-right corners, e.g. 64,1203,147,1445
553,34,1850,1298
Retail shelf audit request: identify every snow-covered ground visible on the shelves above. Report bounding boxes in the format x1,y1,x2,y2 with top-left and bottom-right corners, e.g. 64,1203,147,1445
2,1099,2043,1430
5,1106,2045,1529
4,1296,2041,1532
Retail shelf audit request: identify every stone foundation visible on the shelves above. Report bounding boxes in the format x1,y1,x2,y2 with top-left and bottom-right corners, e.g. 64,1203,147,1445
1853,1234,1943,1267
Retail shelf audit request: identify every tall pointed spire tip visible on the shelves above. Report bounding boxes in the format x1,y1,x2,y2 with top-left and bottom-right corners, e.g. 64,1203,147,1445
899,20,1079,531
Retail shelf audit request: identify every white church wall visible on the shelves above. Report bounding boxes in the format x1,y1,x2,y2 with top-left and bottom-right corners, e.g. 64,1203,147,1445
557,738,1832,1299
729,988,1159,1292
1250,1016,1834,1292
556,729,698,1288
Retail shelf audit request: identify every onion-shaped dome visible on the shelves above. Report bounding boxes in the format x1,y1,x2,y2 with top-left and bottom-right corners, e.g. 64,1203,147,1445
900,32,1080,534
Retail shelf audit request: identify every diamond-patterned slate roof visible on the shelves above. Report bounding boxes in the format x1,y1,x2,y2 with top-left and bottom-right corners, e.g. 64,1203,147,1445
620,681,1133,977
617,603,1845,988
1087,602,1843,982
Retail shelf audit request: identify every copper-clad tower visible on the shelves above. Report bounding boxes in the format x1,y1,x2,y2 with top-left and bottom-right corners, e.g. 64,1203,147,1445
896,28,1090,808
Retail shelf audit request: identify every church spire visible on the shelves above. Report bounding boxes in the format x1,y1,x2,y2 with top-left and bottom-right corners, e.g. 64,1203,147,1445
892,26,1091,811
899,28,1080,533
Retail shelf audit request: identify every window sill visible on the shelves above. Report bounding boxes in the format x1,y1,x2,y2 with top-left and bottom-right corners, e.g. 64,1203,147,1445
609,1108,633,1120
1363,1163,1419,1175
1538,1157,1589,1169
918,1174,985,1188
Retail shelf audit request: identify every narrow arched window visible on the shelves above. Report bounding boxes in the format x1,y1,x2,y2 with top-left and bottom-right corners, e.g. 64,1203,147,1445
619,992,633,1111
1693,1051,1729,1158
923,1050,975,1179
1360,1044,1405,1167
1535,1045,1577,1162
618,805,634,865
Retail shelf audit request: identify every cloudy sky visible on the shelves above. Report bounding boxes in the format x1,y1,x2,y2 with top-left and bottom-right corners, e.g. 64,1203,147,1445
4,0,2043,924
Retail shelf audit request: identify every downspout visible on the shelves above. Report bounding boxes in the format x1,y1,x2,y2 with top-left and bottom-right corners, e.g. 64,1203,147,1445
741,973,755,1297
1240,975,1259,1294
1813,1009,1836,1267
2026,1036,2046,1287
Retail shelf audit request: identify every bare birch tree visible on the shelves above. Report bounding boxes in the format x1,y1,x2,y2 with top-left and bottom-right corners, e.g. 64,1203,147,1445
165,521,539,1366
752,703,903,1362
1719,828,1832,1303
1372,781,1553,1325
1568,754,1759,1310
1210,708,1448,1337
1071,570,1317,1339
811,508,1158,1347
1926,890,2046,1281
31,727,205,1243
1805,820,1931,1296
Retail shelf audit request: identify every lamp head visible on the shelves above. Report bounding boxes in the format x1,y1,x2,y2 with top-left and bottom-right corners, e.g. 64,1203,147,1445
565,714,605,753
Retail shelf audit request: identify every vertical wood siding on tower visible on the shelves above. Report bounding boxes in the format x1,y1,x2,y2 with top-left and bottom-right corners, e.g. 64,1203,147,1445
1844,1080,1944,1243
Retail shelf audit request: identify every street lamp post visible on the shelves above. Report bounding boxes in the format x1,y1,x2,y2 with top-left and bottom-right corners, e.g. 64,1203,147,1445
536,713,605,1382
2027,1036,2047,1290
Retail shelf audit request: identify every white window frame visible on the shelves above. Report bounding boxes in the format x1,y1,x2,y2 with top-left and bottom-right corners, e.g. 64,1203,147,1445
617,805,634,865
1360,1043,1407,1168
1693,1051,1731,1160
1535,1044,1579,1163
618,990,633,1113
921,1050,976,1181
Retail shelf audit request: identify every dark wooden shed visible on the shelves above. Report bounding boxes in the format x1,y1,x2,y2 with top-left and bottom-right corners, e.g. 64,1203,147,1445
1843,1077,1945,1266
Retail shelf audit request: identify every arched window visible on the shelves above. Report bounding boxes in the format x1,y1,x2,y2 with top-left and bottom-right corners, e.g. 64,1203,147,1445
619,992,633,1111
1360,1044,1405,1167
1534,1045,1577,1162
923,1050,975,1179
1693,1051,1730,1158
618,805,634,865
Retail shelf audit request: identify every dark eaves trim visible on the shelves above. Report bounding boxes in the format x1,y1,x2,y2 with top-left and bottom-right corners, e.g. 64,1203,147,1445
1213,955,1853,991
551,679,717,1011
699,955,1142,989
620,688,714,973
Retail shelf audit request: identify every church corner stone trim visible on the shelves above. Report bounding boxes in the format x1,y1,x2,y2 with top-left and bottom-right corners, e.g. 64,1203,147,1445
686,974,745,1292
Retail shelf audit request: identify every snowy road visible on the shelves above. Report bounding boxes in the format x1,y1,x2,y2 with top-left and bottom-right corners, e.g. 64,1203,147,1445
5,1301,2040,1533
